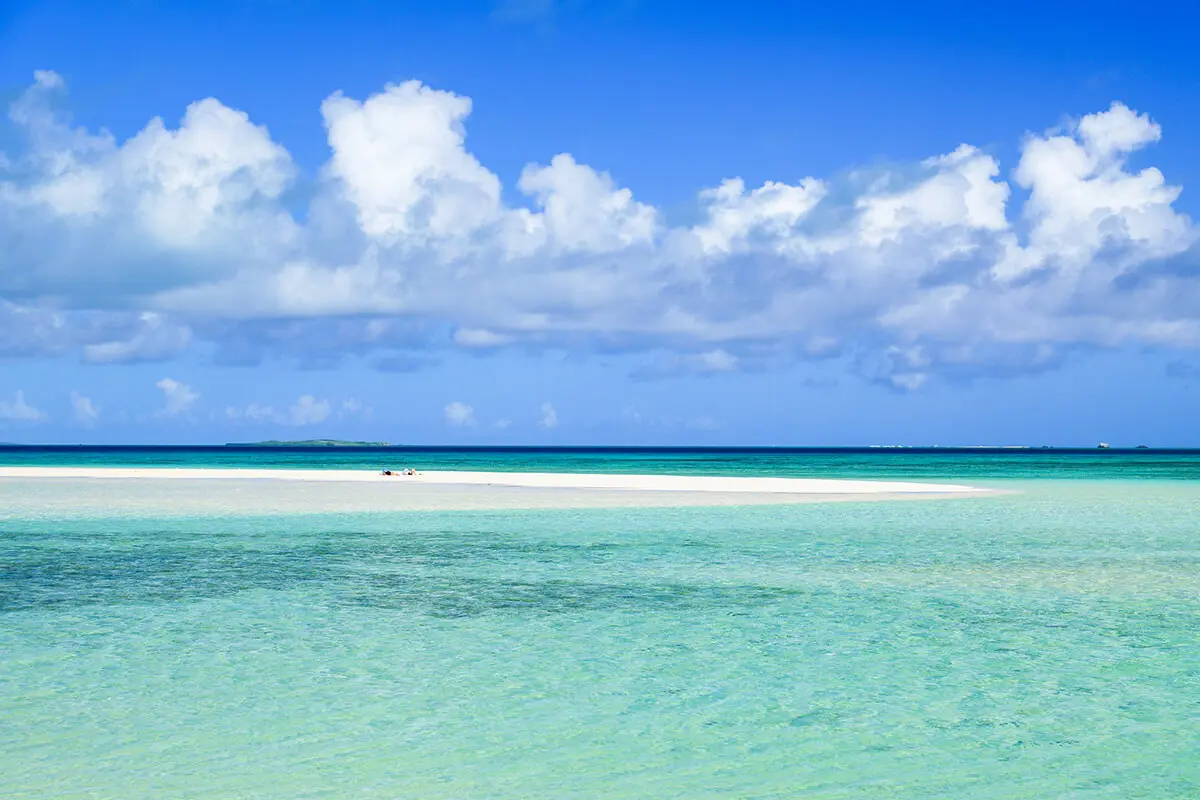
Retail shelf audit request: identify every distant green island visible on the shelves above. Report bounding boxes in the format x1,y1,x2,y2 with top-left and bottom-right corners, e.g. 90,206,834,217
225,440,391,447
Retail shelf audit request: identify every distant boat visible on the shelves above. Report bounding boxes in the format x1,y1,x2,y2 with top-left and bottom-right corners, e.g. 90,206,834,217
1097,442,1111,449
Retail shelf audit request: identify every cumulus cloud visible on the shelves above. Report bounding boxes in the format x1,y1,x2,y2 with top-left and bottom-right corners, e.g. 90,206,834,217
0,390,46,422
3,71,296,304
692,177,826,254
633,348,742,380
338,398,372,419
81,313,192,364
225,394,339,427
539,401,558,428
3,73,1199,387
69,391,99,426
454,328,514,348
444,401,476,427
155,377,198,416
288,395,331,426
224,404,275,424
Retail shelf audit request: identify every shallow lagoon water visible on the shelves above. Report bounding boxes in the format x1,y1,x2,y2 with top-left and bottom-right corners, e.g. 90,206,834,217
2,454,1198,798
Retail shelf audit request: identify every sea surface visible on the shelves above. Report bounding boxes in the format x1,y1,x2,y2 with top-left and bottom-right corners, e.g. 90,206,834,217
2,448,1198,799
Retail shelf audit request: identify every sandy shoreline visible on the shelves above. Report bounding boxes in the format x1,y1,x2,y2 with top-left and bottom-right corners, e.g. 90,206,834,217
0,466,978,495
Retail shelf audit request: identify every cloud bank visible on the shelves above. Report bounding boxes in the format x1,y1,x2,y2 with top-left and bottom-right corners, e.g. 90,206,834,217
2,71,1197,388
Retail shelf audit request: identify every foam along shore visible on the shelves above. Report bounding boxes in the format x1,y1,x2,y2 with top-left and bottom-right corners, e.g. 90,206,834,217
0,466,978,495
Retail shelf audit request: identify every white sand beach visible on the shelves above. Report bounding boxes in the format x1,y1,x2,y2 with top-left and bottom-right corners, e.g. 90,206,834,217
0,466,999,516
0,466,977,495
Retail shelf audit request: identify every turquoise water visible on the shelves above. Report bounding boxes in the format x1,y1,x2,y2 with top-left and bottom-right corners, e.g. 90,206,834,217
3,445,1200,480
2,451,1199,798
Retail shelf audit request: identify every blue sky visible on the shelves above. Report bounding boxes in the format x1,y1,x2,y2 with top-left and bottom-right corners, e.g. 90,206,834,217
1,0,1199,445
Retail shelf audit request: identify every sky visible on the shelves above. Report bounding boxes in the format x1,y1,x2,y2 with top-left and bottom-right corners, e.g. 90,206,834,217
1,0,1199,446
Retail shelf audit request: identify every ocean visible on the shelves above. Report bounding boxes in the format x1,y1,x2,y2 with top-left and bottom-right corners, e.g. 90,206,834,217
2,448,1198,798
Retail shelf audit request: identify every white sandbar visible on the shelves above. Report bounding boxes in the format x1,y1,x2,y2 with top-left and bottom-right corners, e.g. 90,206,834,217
0,466,977,495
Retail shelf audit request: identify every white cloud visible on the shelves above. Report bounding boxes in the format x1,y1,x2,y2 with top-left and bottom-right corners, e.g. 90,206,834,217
69,391,98,426
225,394,337,427
444,401,476,427
692,176,825,254
632,348,742,380
539,401,558,428
82,313,191,364
3,73,1200,387
288,395,331,426
454,328,514,348
696,350,738,372
225,403,277,423
493,418,512,429
0,390,46,422
998,103,1191,285
855,145,1008,246
338,398,372,419
321,80,501,244
155,378,198,416
517,154,657,253
3,72,297,305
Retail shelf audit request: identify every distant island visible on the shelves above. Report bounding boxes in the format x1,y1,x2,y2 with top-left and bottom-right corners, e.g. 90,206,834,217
225,440,391,447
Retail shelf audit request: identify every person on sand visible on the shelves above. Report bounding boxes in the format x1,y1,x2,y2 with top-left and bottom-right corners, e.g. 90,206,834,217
381,469,393,476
